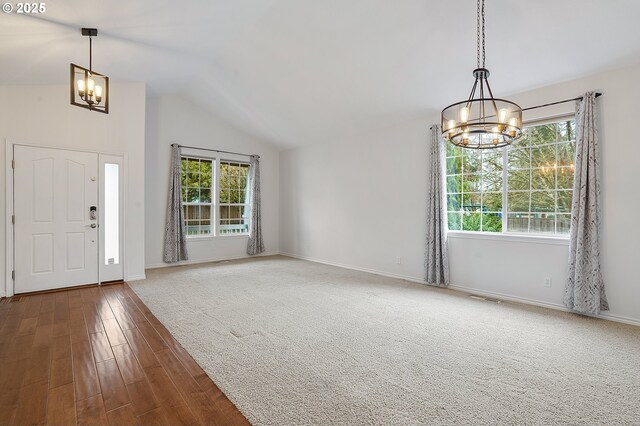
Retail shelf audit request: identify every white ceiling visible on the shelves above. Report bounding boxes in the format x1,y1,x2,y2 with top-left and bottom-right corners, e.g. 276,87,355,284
2,0,640,148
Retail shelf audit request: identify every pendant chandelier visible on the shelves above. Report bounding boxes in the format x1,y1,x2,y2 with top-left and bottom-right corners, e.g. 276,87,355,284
441,0,522,149
70,28,109,114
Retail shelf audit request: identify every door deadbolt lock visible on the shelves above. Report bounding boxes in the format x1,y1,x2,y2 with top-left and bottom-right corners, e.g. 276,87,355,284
89,206,97,220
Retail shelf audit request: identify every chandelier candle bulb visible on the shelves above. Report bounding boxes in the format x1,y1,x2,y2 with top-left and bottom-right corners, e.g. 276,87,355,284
77,79,85,96
460,107,470,123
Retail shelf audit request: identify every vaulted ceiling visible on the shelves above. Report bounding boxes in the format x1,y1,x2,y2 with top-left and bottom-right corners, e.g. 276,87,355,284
2,0,640,148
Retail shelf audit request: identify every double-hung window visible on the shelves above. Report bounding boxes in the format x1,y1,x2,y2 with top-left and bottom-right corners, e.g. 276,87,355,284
181,156,251,237
446,117,576,235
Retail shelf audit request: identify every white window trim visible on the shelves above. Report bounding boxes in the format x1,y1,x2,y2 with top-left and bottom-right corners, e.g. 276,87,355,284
445,115,576,239
447,230,569,245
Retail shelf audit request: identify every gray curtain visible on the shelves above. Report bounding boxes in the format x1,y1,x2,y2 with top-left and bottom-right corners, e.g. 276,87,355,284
163,145,188,263
425,125,450,286
247,155,265,255
563,92,608,314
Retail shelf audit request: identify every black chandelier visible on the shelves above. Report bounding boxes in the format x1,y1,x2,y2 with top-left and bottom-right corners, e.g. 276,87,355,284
70,28,109,114
441,0,522,149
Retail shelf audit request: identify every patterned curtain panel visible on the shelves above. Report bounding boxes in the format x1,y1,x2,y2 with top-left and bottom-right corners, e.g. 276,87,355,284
563,92,608,314
247,155,265,255
163,145,189,263
425,125,450,286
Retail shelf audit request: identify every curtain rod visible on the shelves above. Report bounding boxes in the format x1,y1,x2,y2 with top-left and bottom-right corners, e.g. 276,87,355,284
171,143,259,159
430,92,603,129
522,92,602,111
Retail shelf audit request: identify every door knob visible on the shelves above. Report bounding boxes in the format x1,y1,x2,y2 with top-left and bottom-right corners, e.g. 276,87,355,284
86,223,97,228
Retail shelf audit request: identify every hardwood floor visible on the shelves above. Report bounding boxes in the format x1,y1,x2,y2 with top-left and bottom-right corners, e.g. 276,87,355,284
0,283,250,425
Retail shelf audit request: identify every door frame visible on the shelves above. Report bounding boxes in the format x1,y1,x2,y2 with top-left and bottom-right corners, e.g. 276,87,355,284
4,140,129,297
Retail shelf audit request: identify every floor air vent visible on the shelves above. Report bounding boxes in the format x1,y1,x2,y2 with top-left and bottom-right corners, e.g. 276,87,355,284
469,294,502,303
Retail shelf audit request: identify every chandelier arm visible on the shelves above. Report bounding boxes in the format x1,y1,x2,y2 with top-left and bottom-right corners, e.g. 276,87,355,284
484,78,500,121
89,36,92,72
466,76,479,108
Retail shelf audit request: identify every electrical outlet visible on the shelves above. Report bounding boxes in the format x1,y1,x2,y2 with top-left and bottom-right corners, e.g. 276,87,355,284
396,257,402,265
544,277,552,288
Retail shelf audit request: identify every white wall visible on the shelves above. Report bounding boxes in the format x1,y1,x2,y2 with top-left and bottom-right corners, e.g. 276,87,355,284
144,95,279,268
280,62,640,325
0,82,147,296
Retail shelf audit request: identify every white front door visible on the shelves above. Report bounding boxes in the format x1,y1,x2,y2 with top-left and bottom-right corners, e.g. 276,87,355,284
14,145,99,294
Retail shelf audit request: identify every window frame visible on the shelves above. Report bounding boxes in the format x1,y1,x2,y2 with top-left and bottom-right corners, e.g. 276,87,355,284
445,114,576,240
180,153,251,239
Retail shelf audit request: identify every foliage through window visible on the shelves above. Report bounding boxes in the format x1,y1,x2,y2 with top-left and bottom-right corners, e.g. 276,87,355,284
446,118,576,235
181,156,250,237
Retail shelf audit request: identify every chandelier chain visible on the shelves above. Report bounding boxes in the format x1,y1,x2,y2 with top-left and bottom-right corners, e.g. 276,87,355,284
476,0,480,68
481,0,485,67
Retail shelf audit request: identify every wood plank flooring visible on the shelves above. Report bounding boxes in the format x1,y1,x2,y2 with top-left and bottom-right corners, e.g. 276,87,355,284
0,283,250,425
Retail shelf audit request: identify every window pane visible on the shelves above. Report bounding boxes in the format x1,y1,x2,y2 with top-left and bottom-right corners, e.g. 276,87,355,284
557,142,576,165
507,213,529,233
557,121,576,142
482,213,502,233
557,168,574,189
531,145,556,168
447,157,461,175
447,175,462,193
557,190,573,213
482,171,502,192
462,193,481,212
446,143,462,158
447,194,461,210
462,174,481,192
508,169,530,191
201,205,211,219
462,151,481,173
448,213,462,230
220,188,230,203
482,150,503,174
104,163,119,266
556,214,571,234
508,148,530,170
529,123,557,145
219,205,230,220
462,212,481,231
483,192,502,212
531,168,555,190
530,191,555,213
507,192,529,212
530,213,556,234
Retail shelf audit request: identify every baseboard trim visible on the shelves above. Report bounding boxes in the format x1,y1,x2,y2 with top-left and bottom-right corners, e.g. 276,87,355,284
279,252,426,284
145,251,280,271
447,284,640,327
279,252,640,328
125,274,146,282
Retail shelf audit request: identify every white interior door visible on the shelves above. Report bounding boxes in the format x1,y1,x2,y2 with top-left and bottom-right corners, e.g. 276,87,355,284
14,145,99,294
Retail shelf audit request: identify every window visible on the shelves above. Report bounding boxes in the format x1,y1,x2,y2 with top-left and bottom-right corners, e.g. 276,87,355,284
446,118,576,235
181,156,250,237
219,161,250,235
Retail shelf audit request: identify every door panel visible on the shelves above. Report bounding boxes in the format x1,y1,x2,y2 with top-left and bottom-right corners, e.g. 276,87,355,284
14,145,99,293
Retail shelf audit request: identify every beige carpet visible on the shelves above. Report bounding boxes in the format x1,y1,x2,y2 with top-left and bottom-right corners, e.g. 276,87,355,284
130,256,640,425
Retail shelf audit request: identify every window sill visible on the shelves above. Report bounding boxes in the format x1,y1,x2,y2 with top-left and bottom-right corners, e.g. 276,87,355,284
447,230,569,246
186,234,249,242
